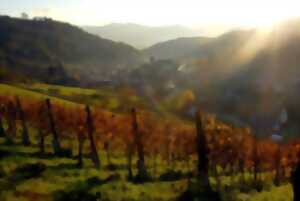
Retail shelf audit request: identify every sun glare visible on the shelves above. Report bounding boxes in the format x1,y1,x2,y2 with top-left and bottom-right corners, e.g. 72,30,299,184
8,0,296,33
88,0,298,27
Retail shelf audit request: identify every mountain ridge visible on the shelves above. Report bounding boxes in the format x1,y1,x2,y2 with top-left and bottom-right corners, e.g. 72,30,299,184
82,23,201,49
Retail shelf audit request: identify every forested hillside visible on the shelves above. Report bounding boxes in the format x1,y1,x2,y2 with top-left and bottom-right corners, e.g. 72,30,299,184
0,16,144,85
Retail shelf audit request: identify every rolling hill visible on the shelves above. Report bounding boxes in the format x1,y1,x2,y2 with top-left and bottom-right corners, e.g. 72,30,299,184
0,16,144,86
83,23,201,49
143,37,213,60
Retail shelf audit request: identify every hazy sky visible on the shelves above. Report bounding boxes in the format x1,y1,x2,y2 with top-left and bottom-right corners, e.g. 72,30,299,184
1,0,299,29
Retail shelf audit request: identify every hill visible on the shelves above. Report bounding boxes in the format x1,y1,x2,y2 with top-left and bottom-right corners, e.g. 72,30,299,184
83,23,201,49
144,29,256,66
137,18,300,136
0,16,144,86
184,19,300,135
143,37,213,60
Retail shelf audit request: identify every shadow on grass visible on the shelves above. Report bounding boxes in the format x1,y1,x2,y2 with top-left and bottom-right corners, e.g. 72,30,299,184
104,163,127,171
0,163,46,193
53,174,121,201
47,163,79,171
0,146,75,161
159,170,193,182
0,149,11,159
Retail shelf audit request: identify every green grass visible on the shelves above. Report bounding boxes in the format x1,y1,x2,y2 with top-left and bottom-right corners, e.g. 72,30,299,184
0,84,77,106
0,132,295,201
0,135,186,201
236,184,293,201
23,83,99,96
15,83,146,111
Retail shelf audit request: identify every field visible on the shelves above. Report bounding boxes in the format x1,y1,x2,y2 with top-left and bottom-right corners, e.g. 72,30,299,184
0,83,297,201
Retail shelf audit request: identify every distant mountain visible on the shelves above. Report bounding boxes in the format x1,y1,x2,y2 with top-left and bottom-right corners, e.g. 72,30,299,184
187,19,300,134
82,23,201,49
144,29,256,63
143,37,213,60
0,16,144,85
139,18,300,136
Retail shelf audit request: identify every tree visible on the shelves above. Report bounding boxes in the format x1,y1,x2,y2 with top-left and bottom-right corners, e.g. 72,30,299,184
21,12,29,20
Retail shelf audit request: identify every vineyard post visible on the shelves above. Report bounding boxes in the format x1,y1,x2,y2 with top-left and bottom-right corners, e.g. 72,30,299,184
38,128,45,153
274,144,282,186
45,98,62,155
152,149,158,177
291,152,300,201
38,104,46,154
131,108,149,182
252,135,259,183
2,101,17,144
85,105,100,168
0,104,5,137
126,141,134,181
238,158,245,184
7,101,17,139
104,141,112,166
273,119,285,186
195,110,212,191
15,96,30,146
77,131,84,167
165,125,171,167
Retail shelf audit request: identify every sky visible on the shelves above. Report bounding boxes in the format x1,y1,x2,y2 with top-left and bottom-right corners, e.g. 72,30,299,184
1,0,300,31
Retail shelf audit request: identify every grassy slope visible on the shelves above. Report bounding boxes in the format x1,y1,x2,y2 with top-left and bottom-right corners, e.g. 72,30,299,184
0,136,186,201
0,84,76,106
0,83,294,201
17,83,146,112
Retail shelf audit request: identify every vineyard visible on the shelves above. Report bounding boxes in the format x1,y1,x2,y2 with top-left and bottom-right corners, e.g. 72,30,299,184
0,86,299,201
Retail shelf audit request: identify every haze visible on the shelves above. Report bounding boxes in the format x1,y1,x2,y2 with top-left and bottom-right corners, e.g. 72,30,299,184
1,0,300,35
